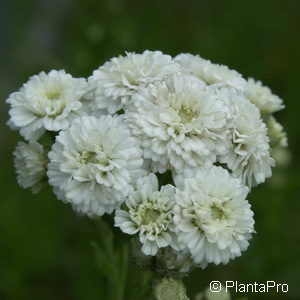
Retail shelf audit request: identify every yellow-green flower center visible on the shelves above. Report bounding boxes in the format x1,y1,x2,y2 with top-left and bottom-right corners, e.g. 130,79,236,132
210,203,225,220
45,90,62,100
178,106,198,123
142,208,161,224
79,151,99,164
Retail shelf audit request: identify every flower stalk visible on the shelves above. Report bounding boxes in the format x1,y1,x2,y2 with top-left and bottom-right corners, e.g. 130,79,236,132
89,217,129,300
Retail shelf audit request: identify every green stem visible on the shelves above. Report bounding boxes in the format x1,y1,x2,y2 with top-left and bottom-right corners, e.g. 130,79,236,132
116,243,129,300
87,217,129,300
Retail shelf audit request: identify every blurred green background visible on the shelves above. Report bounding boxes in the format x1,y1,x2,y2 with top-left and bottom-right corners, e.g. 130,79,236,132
1,0,299,299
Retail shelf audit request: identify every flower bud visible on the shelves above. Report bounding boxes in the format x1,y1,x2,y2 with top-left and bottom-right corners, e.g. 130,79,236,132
153,277,189,300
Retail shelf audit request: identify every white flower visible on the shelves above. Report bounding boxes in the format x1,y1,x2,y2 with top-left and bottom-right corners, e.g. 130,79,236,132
266,115,288,148
175,53,246,89
47,115,145,217
7,70,88,140
219,96,274,188
13,141,48,193
126,74,230,173
87,50,180,114
172,167,201,190
115,173,177,256
246,78,284,114
173,166,255,267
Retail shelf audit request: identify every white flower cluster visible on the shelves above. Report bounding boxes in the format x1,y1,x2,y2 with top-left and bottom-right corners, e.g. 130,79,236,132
7,50,287,273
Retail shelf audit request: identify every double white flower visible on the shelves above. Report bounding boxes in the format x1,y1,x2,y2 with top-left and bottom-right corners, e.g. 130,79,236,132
126,74,230,173
7,70,88,140
115,173,177,256
173,166,255,267
175,53,246,89
87,50,180,114
47,115,145,216
220,95,274,187
246,78,284,115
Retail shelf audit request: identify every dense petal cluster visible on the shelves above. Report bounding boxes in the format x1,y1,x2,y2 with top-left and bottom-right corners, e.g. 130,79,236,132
246,78,284,114
173,166,255,267
87,50,180,114
175,53,246,89
47,115,145,216
126,74,230,173
13,141,48,193
219,95,274,187
7,70,88,140
115,173,177,255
